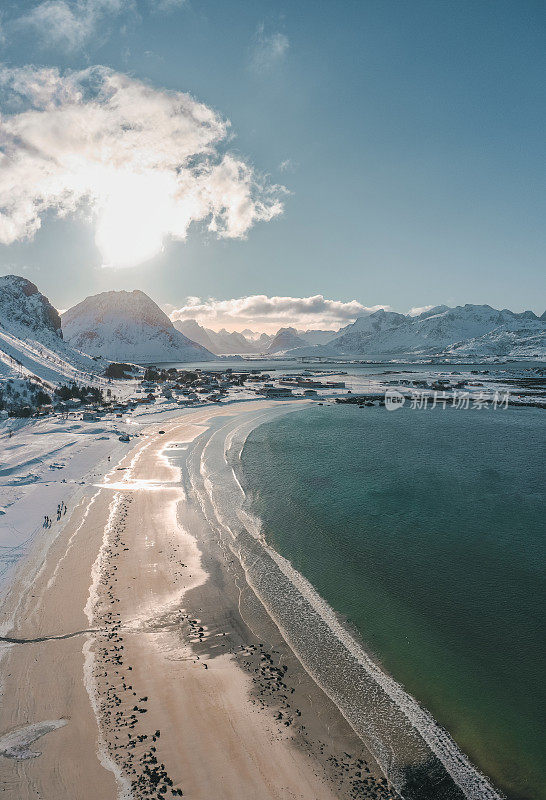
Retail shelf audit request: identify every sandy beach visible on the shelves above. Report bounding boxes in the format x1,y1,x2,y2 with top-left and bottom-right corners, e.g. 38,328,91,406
0,400,397,800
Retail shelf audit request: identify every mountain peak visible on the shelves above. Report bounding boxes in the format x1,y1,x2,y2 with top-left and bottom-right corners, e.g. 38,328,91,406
267,327,308,354
0,274,62,338
62,289,215,363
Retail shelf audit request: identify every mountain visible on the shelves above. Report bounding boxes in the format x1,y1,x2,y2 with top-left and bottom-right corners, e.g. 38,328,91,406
206,327,261,355
445,319,546,359
257,332,273,349
328,310,408,353
172,319,217,352
241,328,262,341
286,305,546,360
0,275,62,337
297,329,337,346
0,274,103,385
173,319,266,355
63,291,216,363
267,327,309,354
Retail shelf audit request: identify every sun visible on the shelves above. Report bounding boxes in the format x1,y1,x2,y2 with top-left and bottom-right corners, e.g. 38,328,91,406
94,171,177,269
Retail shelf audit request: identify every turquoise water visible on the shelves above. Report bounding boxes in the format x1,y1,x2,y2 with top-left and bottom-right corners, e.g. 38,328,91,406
241,405,546,800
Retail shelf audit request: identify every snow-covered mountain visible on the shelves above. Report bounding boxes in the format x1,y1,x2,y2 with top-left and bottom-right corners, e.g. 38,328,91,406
172,319,266,355
445,319,546,359
172,319,217,353
63,291,216,363
0,275,104,385
267,327,309,353
172,319,338,355
209,328,264,355
286,304,546,360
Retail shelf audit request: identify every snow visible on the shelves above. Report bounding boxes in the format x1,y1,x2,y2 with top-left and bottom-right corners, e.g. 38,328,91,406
0,416,130,606
0,275,106,387
62,290,216,363
285,304,546,360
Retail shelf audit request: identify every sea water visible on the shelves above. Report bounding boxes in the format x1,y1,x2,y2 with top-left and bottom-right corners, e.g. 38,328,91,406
241,404,545,800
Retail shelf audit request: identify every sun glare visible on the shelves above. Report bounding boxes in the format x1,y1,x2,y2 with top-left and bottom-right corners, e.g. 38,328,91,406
94,172,176,268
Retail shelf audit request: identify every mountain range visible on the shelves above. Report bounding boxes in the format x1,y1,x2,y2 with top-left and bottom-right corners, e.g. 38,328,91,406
172,318,269,355
172,319,338,355
0,275,544,392
285,305,546,360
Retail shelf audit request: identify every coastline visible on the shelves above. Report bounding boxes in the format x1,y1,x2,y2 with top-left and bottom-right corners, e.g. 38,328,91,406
0,401,394,800
0,399,502,800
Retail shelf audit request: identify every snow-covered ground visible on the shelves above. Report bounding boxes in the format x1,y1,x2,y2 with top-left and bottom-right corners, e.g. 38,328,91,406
0,388,260,613
0,328,107,388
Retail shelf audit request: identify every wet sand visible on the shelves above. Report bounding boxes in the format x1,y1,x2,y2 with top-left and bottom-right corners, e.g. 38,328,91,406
0,401,396,800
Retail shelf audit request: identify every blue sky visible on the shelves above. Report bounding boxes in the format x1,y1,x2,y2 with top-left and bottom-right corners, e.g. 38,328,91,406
0,0,544,329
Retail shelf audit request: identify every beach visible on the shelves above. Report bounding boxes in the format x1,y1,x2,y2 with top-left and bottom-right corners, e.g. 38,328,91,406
0,400,398,800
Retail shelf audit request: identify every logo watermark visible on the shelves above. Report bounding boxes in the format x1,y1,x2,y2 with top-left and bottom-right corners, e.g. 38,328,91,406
385,389,510,411
384,389,406,410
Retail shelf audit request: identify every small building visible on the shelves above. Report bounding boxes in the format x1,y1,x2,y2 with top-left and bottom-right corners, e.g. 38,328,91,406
261,387,293,398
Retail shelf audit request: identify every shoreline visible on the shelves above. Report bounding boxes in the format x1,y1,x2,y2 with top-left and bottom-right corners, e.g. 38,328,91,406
0,401,392,800
0,399,501,800
180,403,501,800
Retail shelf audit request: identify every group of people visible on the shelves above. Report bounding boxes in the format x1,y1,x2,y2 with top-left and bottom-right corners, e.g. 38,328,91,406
42,500,68,528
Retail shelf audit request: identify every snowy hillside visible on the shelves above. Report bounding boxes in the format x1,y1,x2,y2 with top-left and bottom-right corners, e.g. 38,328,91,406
286,304,546,359
0,275,104,385
63,290,216,363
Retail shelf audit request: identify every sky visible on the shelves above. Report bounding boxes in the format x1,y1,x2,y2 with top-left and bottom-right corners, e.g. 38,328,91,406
0,0,544,331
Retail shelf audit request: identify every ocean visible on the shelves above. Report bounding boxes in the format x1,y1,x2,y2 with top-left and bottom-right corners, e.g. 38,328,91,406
240,403,545,800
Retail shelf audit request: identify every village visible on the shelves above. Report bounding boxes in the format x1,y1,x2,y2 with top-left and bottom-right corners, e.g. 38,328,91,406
0,364,350,431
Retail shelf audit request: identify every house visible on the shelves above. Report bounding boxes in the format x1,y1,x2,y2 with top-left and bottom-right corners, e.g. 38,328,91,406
260,387,293,398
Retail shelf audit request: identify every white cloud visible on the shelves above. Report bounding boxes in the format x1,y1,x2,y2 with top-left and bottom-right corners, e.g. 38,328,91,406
0,66,285,268
278,158,296,173
15,0,133,51
12,0,186,51
169,294,390,333
250,25,289,73
408,304,434,317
